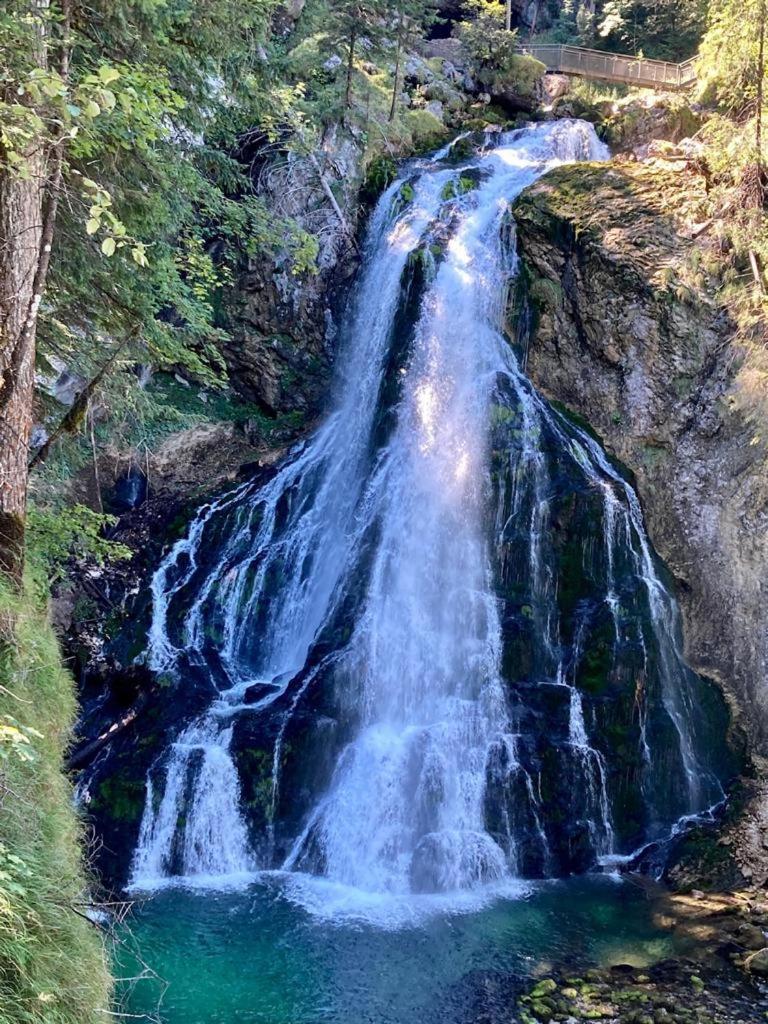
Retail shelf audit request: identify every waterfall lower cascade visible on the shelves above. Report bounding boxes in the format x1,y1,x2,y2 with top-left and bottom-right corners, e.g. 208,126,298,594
130,120,726,897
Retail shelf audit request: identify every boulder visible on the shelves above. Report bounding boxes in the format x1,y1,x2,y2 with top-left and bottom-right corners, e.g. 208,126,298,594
541,73,570,103
745,948,768,975
424,99,445,122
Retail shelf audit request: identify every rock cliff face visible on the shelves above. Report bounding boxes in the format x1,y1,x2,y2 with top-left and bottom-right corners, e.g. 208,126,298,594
222,126,363,417
514,160,768,882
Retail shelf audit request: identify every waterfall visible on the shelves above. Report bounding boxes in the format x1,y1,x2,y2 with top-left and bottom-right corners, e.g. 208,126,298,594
129,120,725,897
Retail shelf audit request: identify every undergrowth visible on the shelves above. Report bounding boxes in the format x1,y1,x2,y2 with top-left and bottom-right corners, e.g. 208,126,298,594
0,583,111,1024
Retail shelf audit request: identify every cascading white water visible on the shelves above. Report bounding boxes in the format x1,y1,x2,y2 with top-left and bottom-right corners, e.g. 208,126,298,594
131,168,452,886
129,120,724,897
282,123,615,895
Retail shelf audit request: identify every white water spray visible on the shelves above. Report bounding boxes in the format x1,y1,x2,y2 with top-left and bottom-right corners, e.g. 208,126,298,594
129,121,723,899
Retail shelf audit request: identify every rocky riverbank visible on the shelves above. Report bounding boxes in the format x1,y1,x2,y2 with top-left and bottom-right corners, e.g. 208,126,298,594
515,887,768,1023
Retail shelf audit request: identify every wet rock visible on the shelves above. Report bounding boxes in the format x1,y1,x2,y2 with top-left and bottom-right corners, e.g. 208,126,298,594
223,123,363,416
423,37,467,63
542,73,570,103
110,466,148,513
517,957,768,1023
734,922,766,950
37,355,86,406
745,948,768,975
602,95,702,153
531,979,557,997
515,160,767,884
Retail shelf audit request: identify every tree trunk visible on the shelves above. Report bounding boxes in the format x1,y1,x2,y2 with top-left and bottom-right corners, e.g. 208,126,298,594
757,0,766,182
344,23,357,113
529,1,539,38
389,16,404,122
0,175,45,584
0,3,50,584
0,0,70,585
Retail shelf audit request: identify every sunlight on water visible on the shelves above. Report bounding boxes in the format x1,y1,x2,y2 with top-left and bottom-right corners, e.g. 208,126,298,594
107,117,739,1024
126,119,726,908
115,876,687,1024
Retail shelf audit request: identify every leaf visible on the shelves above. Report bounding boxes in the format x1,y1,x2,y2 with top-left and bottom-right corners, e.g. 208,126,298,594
42,78,63,98
98,66,121,85
86,218,100,235
66,103,81,117
101,237,116,257
84,99,101,118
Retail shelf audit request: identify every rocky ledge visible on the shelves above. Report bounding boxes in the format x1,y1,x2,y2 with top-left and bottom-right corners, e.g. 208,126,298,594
514,157,768,886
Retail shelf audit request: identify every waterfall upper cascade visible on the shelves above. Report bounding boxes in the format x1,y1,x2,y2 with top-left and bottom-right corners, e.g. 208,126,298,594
130,120,727,898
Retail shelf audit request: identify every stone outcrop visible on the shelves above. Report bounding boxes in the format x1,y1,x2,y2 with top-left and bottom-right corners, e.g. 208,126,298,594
222,125,363,417
513,159,768,882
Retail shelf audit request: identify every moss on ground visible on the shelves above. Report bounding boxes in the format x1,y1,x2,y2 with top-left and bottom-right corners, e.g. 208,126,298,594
0,583,111,1024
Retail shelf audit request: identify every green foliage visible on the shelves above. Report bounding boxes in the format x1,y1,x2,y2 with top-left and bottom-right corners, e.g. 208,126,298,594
505,54,548,97
698,114,768,302
698,0,766,112
440,174,480,200
26,504,131,582
361,154,398,202
280,0,439,135
457,0,521,78
542,0,706,60
403,108,449,150
0,583,111,1024
457,0,544,99
0,718,43,767
596,0,706,60
3,0,321,406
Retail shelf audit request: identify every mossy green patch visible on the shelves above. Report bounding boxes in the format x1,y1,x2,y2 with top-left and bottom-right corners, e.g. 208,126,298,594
0,582,111,1024
91,775,146,823
403,109,449,153
529,276,564,311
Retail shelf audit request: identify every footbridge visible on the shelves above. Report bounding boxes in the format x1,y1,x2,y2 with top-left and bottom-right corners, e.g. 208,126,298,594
516,43,698,90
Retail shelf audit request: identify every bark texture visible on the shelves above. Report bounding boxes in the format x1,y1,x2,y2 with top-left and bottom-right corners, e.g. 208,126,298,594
0,89,47,582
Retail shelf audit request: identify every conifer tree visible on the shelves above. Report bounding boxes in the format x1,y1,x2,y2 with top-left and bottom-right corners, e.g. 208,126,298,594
325,0,389,114
596,0,706,60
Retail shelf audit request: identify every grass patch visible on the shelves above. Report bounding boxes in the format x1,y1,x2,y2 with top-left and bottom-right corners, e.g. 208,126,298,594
0,582,111,1024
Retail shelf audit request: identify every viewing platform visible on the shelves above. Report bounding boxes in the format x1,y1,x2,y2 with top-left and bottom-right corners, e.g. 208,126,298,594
516,43,698,90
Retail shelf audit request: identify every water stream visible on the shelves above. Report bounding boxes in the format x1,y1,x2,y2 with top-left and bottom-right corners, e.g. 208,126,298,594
127,120,726,910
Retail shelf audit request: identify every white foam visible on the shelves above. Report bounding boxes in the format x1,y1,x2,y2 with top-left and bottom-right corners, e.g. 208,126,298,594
278,872,533,929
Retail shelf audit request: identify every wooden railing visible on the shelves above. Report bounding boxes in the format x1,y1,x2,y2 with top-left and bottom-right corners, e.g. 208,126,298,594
516,44,698,90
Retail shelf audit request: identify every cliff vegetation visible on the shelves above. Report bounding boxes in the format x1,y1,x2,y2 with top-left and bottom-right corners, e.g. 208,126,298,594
0,581,111,1023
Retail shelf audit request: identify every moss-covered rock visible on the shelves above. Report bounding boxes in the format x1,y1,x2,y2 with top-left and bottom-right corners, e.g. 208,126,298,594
404,108,450,152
